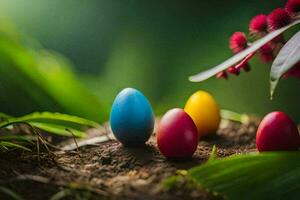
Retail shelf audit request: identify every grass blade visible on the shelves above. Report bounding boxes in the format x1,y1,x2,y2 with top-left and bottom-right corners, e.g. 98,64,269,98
0,141,31,151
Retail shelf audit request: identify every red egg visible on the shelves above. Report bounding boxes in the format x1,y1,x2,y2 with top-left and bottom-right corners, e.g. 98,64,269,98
157,108,199,158
256,111,300,152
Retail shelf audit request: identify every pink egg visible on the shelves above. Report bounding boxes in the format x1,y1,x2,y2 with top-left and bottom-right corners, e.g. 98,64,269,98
256,111,300,152
157,108,199,158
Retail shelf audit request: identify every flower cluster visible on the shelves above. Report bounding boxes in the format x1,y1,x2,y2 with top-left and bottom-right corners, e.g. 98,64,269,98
216,0,300,80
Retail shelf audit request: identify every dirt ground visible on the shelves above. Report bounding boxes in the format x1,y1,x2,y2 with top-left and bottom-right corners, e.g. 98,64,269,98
0,119,259,200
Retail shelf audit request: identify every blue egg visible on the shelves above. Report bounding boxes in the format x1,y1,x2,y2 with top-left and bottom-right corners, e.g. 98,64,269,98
110,88,154,146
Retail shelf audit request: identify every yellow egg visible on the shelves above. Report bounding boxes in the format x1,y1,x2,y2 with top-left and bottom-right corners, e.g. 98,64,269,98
184,91,220,137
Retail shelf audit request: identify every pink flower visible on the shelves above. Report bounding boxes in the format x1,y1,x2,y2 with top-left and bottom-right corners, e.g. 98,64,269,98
229,32,248,53
235,52,255,71
249,14,268,34
285,0,300,16
216,71,228,79
227,66,240,75
271,34,285,43
284,62,300,79
241,63,251,72
259,43,274,63
267,8,291,31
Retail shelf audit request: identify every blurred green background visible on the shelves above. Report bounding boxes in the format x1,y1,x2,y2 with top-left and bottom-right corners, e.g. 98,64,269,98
0,0,299,122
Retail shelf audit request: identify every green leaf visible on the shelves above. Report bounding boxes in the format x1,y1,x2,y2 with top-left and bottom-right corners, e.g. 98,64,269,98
188,152,300,200
270,30,300,98
0,112,12,119
30,122,86,137
220,109,250,124
0,141,31,151
188,19,300,82
1,112,100,127
0,112,100,137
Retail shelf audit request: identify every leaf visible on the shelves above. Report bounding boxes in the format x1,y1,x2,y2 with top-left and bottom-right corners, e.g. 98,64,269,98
270,30,300,97
0,112,100,137
30,122,86,137
1,112,100,127
0,141,31,151
0,112,12,119
189,19,300,82
188,152,300,200
220,109,250,124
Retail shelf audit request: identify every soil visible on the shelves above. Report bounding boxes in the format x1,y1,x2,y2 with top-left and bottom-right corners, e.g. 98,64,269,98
0,119,259,200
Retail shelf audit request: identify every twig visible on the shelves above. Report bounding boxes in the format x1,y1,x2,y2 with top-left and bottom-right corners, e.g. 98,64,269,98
22,122,51,154
65,129,79,154
36,134,40,163
32,126,51,152
21,122,64,152
61,134,113,151
16,174,50,184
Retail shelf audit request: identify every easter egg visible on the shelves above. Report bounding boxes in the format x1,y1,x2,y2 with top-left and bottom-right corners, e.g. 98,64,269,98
110,88,154,146
184,91,220,137
157,108,199,158
256,111,300,152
